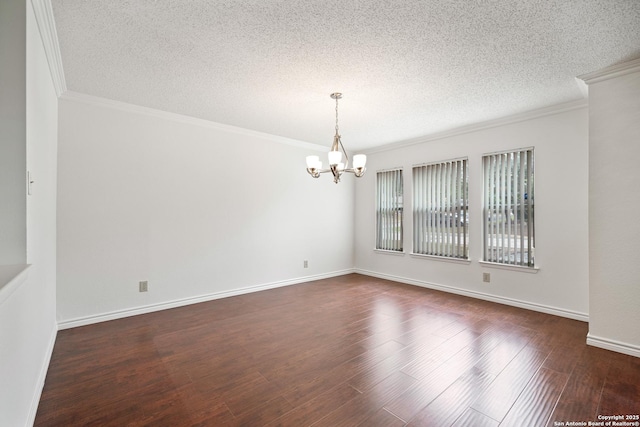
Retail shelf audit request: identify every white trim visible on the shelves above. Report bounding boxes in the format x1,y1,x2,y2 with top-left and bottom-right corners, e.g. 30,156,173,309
574,77,589,98
578,58,640,85
412,156,469,169
479,261,539,273
31,0,67,97
586,333,640,358
375,166,404,174
354,268,588,322
482,146,535,158
373,249,406,256
0,264,31,306
26,324,58,427
410,253,471,265
363,100,587,155
57,269,354,330
60,91,327,152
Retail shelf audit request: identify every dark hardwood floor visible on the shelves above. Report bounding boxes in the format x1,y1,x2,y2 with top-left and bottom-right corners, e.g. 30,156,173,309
35,274,640,426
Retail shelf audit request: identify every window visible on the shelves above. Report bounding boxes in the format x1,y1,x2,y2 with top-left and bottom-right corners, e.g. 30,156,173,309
413,159,469,259
376,169,403,252
483,148,534,266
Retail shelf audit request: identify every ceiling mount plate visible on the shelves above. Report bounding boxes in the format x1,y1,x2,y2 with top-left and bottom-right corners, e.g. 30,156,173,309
330,92,342,100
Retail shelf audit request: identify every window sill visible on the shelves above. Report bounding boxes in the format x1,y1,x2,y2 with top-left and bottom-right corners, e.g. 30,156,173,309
374,249,405,256
410,253,471,265
479,261,539,273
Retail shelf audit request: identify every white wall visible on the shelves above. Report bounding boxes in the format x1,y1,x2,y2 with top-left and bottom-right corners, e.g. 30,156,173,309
0,0,27,263
0,1,59,426
584,60,640,357
57,95,355,326
355,105,589,320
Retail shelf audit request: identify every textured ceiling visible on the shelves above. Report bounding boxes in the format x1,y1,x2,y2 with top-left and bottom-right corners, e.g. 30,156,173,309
51,0,640,151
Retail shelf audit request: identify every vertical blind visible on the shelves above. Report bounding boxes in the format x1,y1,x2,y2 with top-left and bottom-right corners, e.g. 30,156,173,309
413,159,469,258
483,148,535,266
376,169,403,251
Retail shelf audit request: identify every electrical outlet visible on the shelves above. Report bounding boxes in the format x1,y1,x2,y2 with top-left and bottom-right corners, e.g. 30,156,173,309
139,281,148,292
303,260,308,268
482,273,490,283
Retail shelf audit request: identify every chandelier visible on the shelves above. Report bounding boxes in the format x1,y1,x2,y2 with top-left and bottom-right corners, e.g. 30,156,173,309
305,93,367,183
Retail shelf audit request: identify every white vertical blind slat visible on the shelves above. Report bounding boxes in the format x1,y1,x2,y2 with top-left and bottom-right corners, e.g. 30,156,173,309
387,170,392,250
518,153,526,265
386,171,390,250
511,153,517,264
452,161,459,258
528,151,536,267
462,160,467,258
444,163,449,257
483,156,489,261
436,163,442,256
488,157,494,262
527,150,533,265
488,157,496,261
429,165,434,255
418,167,422,253
500,156,504,262
388,170,392,250
448,162,452,256
397,169,401,251
376,172,381,249
415,167,420,253
436,163,439,254
508,154,513,262
393,170,397,251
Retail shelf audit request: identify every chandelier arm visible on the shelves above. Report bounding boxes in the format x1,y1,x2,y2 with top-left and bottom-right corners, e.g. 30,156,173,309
334,93,350,169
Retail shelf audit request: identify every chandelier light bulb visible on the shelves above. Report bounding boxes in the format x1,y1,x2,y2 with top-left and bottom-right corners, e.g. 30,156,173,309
328,150,342,166
353,154,367,169
306,155,320,169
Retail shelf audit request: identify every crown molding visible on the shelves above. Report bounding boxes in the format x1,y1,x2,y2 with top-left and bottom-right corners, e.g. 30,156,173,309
578,57,640,85
31,0,67,96
363,99,588,155
60,91,327,151
574,77,589,98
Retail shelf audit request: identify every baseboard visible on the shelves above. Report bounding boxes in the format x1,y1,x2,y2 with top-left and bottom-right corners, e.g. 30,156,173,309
586,333,640,358
355,268,589,322
26,322,57,427
58,269,355,330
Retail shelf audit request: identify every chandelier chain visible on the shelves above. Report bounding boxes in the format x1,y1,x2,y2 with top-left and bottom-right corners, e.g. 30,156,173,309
335,96,339,134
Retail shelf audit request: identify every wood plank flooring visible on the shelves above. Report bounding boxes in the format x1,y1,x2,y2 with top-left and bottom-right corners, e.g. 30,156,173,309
35,274,640,426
